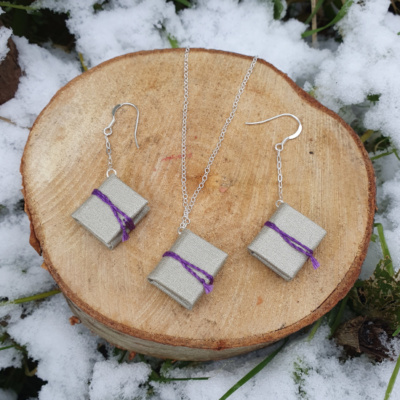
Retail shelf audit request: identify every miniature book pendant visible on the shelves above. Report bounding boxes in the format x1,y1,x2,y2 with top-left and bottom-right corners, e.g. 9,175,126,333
248,203,326,281
72,175,149,249
148,229,228,310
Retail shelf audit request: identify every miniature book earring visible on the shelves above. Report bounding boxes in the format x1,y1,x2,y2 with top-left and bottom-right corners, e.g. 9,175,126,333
246,114,326,281
72,103,149,249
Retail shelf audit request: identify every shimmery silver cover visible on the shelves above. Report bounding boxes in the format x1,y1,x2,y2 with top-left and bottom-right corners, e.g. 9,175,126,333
148,229,228,310
72,175,149,249
248,203,326,281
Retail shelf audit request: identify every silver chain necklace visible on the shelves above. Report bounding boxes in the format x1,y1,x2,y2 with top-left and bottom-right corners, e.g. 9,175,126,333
178,48,258,233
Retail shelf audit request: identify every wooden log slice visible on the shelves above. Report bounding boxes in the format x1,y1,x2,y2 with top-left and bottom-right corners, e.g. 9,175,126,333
21,49,375,361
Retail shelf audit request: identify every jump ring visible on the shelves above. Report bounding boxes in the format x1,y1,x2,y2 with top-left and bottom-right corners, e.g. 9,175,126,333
106,168,117,177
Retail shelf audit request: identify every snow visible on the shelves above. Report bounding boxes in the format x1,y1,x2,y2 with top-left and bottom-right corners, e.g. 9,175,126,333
89,360,152,400
152,326,399,400
0,26,12,63
1,0,400,399
7,295,103,400
0,389,17,400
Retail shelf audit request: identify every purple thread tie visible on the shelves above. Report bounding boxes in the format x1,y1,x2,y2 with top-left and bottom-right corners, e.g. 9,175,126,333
265,221,320,269
92,189,135,242
163,251,214,294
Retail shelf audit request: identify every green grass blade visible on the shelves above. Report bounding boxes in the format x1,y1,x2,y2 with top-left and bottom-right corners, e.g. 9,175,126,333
218,338,289,400
384,355,400,400
302,0,353,38
0,1,37,11
329,295,349,338
167,34,179,48
0,289,61,306
360,129,375,143
307,317,324,341
174,0,191,7
370,150,396,161
161,377,209,382
0,344,16,351
118,350,127,363
374,223,394,276
305,0,325,25
393,326,400,337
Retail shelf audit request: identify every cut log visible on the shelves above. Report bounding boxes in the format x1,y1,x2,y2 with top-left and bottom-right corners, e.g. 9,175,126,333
21,48,375,361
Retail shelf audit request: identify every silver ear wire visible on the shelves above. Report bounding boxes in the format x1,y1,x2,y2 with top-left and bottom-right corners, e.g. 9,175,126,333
246,113,303,207
102,103,140,177
246,113,302,150
104,103,140,149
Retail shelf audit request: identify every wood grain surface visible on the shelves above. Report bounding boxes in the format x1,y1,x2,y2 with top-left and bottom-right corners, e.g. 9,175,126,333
21,48,375,360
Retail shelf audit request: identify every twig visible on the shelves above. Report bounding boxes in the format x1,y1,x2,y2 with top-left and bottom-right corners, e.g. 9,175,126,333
0,116,31,130
311,0,318,46
78,53,88,71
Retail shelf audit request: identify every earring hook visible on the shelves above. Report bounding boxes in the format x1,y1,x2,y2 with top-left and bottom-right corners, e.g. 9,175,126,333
103,102,140,148
245,113,302,150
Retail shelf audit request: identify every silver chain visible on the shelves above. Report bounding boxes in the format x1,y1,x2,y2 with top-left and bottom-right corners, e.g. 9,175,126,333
104,136,115,176
245,113,302,208
104,128,117,177
178,47,258,233
275,143,284,207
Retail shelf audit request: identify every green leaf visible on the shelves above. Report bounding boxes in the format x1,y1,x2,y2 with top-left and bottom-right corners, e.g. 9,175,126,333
218,338,289,400
293,358,311,398
173,0,192,8
302,0,353,38
272,0,285,20
348,225,400,330
393,326,400,337
367,94,381,103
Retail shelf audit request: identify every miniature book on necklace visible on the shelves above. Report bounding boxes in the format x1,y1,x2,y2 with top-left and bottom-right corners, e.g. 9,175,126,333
147,48,258,309
246,114,326,281
148,229,227,310
72,103,149,249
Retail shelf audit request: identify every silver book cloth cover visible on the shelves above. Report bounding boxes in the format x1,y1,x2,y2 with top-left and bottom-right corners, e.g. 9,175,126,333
148,229,228,310
248,203,326,281
72,174,149,249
